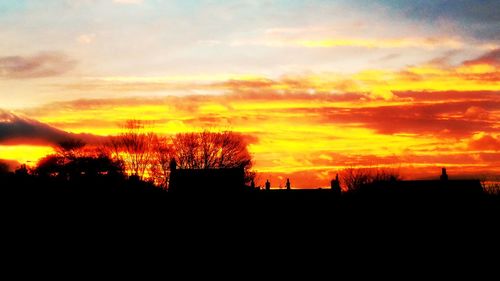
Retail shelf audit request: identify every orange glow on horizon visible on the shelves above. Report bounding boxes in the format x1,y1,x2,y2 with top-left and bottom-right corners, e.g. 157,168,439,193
0,145,54,167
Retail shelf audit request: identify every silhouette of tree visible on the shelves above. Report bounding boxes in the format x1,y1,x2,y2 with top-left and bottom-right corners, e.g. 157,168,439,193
101,122,255,187
106,120,155,180
35,154,124,180
35,155,65,178
149,135,174,189
36,138,124,180
15,164,30,177
340,167,372,192
172,130,254,183
172,132,199,169
372,168,401,183
173,130,251,169
340,167,401,192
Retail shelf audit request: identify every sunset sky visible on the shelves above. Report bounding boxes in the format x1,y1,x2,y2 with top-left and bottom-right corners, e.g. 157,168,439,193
1,0,499,187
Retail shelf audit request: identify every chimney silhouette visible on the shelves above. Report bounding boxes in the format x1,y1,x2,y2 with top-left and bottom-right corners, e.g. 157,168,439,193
440,168,448,181
331,173,341,195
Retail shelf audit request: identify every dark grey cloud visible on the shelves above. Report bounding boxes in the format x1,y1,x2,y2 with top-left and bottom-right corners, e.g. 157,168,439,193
365,0,499,22
0,52,76,79
0,110,103,146
356,0,500,40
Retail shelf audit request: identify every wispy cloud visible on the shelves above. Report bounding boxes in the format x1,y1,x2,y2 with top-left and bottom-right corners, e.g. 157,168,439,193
50,48,500,102
232,37,467,50
0,52,76,79
463,48,500,66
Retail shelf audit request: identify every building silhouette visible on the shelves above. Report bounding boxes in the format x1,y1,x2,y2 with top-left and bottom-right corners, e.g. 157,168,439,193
361,168,483,196
168,159,245,193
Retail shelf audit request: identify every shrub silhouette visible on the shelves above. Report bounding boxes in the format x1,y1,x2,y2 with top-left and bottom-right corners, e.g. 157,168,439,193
340,167,401,192
35,139,125,181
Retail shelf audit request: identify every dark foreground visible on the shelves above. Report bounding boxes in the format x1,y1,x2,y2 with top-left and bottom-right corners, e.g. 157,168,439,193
3,178,500,266
2,178,499,218
3,175,499,272
2,173,499,227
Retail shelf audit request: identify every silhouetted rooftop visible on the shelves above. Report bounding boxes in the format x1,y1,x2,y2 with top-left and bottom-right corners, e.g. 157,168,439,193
361,179,483,196
169,167,245,193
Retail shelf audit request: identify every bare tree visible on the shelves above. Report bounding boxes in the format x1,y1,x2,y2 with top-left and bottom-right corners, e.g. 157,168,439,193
215,131,252,169
372,168,401,183
339,167,401,192
172,132,200,169
173,130,252,169
106,120,155,180
102,124,255,186
172,130,254,183
340,167,373,192
149,135,174,189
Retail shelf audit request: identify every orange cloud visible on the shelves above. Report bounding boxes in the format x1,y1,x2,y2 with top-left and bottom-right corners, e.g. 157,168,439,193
468,134,500,151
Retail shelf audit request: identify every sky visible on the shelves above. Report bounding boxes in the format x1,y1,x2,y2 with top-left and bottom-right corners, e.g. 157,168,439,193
0,0,499,187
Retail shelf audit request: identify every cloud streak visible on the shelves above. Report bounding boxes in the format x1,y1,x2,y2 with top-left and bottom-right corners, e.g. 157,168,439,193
463,48,500,66
232,36,467,49
0,52,76,79
50,48,499,101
